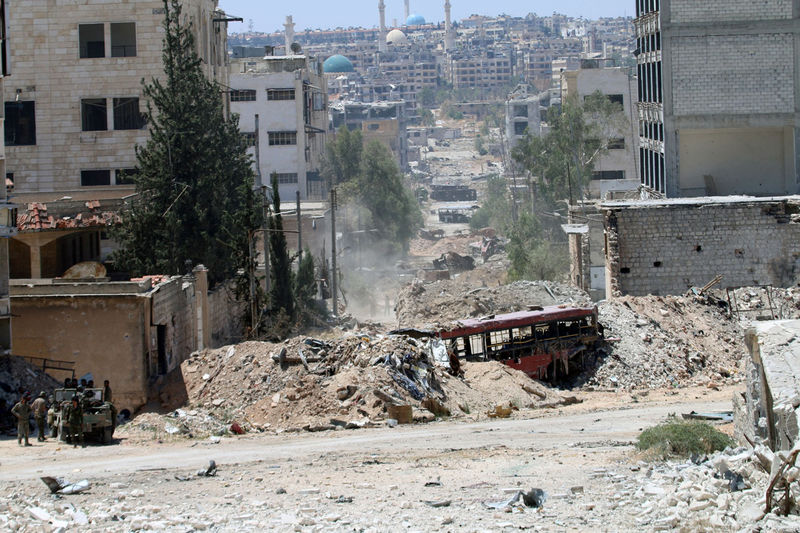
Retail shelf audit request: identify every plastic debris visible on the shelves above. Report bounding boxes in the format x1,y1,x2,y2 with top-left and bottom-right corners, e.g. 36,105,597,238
41,477,91,495
196,460,217,477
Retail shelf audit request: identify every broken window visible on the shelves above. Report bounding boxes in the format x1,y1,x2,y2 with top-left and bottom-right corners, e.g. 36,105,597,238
267,88,295,101
110,22,136,57
81,98,107,131
592,170,625,180
113,97,144,130
79,23,105,58
4,101,36,145
274,173,298,184
230,89,256,102
81,169,111,186
608,138,625,150
115,168,138,185
268,131,297,146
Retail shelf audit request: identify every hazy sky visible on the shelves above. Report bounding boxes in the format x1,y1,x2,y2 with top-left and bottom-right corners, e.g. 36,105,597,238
218,0,633,34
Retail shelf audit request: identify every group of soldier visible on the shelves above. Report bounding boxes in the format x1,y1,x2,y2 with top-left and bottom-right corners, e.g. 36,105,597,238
6,378,112,448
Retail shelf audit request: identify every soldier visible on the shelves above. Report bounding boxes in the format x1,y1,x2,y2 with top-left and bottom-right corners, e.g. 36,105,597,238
64,396,84,448
103,380,112,403
11,395,32,446
31,391,48,442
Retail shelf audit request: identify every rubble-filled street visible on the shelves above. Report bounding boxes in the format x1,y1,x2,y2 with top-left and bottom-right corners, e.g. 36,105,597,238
1,386,743,532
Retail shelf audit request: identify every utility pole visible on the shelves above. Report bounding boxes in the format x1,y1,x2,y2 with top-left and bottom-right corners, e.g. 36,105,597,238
296,190,302,258
262,186,271,294
330,187,338,318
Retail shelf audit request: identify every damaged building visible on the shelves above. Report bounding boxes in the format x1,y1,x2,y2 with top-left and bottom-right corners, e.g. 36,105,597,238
598,196,800,297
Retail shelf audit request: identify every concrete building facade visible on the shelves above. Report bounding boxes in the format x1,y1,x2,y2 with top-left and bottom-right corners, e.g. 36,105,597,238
635,0,800,197
561,63,640,198
0,0,14,355
5,0,228,195
230,53,328,200
504,84,541,150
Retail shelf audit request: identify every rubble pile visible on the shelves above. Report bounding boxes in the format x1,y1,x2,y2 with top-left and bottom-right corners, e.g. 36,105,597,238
610,444,800,531
395,279,591,328
722,286,800,322
0,355,61,406
123,334,568,439
582,295,746,390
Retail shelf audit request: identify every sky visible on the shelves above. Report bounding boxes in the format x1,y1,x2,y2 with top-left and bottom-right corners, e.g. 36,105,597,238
218,0,632,34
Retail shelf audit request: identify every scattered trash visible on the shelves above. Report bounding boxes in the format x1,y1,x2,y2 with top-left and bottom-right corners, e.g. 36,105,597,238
334,496,353,503
682,411,734,423
423,500,452,508
196,460,217,477
41,477,91,495
484,488,547,509
425,479,443,487
386,419,399,428
230,422,245,435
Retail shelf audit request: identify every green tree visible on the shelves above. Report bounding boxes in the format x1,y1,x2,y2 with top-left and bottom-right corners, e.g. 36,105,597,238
321,126,363,186
418,87,436,108
350,141,422,252
294,246,320,323
268,173,294,321
113,0,259,286
419,108,435,127
512,91,627,210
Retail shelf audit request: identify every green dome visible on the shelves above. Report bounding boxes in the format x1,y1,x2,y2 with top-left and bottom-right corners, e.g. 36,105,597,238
406,14,426,25
323,55,355,73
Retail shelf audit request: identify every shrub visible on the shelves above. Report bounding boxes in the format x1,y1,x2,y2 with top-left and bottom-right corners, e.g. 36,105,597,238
637,420,734,459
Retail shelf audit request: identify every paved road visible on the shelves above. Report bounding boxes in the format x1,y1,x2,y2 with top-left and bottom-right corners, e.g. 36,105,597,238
0,395,730,482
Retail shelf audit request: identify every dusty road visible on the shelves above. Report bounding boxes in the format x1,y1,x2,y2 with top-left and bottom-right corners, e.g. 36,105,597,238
0,388,735,532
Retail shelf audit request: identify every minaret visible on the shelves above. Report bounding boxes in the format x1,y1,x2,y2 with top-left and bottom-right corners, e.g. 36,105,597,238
404,0,410,21
284,16,295,55
378,0,387,52
444,0,455,52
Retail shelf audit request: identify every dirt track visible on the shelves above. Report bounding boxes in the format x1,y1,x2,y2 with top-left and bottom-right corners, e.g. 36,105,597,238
0,387,734,531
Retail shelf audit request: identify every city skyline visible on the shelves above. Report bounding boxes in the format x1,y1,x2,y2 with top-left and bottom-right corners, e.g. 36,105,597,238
218,0,632,34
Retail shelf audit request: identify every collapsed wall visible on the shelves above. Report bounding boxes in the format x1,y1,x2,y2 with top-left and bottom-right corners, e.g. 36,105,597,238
738,320,800,450
604,196,800,297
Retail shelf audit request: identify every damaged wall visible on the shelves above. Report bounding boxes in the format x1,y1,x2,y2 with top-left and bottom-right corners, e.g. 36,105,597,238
738,320,800,451
604,197,800,296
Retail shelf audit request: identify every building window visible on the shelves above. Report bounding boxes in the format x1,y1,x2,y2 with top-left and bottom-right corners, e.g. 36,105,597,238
267,88,295,101
115,168,138,185
81,169,111,186
592,170,625,181
113,97,144,130
608,138,625,150
230,89,256,102
514,105,528,118
4,101,36,146
268,131,297,146
274,173,298,184
514,121,528,136
242,132,257,146
79,23,105,58
110,22,136,57
81,98,107,131
608,94,624,106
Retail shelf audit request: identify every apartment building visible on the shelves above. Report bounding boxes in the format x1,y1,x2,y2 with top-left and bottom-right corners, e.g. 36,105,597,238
444,51,513,94
230,53,328,200
635,0,800,196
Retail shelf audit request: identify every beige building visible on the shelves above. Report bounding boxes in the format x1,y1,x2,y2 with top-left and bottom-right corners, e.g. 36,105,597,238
4,0,229,279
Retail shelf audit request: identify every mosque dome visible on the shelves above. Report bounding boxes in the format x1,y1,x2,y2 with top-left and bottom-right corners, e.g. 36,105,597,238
386,29,409,45
406,13,426,26
323,54,355,73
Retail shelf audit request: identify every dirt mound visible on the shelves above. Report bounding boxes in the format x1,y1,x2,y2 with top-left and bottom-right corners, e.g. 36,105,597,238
123,334,573,439
578,294,745,390
395,279,591,328
0,355,62,406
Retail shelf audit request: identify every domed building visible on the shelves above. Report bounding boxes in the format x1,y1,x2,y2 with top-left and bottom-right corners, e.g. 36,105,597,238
386,29,409,45
323,54,355,73
405,13,425,26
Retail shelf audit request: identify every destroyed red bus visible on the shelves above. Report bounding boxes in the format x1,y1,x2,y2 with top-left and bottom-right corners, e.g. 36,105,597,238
436,305,601,380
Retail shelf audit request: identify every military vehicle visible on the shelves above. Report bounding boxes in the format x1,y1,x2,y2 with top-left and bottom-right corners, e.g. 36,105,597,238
53,388,116,444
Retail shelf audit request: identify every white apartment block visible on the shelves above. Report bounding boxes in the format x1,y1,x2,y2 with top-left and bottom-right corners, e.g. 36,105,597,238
4,0,228,194
561,63,640,199
230,54,328,201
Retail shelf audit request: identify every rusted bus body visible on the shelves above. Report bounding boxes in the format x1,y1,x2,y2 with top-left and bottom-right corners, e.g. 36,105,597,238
437,306,601,380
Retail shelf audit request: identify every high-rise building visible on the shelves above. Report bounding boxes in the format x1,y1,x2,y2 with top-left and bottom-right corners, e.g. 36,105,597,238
635,0,800,197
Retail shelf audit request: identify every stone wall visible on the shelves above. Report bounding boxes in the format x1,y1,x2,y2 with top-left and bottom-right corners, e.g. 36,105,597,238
208,281,245,348
669,0,793,23
604,197,800,296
